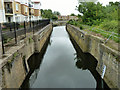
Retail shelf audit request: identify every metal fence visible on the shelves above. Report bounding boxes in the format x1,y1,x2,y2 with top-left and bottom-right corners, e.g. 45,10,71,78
0,19,50,54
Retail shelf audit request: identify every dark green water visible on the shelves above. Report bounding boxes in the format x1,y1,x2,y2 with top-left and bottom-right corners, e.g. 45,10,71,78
21,26,110,89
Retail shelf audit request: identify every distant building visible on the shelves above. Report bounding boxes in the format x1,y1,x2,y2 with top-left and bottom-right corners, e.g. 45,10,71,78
68,16,78,21
58,16,69,20
58,15,78,21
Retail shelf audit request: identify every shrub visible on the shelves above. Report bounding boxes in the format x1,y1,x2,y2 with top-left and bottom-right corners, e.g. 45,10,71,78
80,25,83,30
99,20,118,33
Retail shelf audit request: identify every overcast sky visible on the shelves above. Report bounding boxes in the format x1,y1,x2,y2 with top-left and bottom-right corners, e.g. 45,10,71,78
32,0,119,15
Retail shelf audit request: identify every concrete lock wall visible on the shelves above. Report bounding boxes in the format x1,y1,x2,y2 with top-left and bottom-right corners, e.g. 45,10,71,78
0,24,2,59
66,24,119,89
0,39,2,59
0,24,53,88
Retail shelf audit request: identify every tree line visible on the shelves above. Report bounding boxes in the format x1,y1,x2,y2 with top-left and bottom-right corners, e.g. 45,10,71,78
77,1,119,25
67,1,119,43
41,9,61,20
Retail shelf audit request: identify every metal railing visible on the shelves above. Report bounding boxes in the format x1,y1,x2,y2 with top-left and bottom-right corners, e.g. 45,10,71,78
0,19,50,54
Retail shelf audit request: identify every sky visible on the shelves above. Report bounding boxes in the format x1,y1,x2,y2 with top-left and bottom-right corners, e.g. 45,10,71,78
32,0,119,15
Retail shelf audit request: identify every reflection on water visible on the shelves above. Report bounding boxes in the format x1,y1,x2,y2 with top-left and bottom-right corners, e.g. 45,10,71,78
20,33,51,88
21,26,110,89
70,37,110,89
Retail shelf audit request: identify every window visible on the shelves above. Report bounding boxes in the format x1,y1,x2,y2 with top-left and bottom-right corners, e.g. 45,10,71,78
16,3,19,11
6,4,10,8
26,7,27,12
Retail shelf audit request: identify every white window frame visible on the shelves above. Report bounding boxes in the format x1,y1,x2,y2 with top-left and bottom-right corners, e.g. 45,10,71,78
26,7,27,12
16,3,19,11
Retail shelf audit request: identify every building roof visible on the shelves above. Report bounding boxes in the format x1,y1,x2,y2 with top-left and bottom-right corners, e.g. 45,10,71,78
32,1,41,5
33,1,40,3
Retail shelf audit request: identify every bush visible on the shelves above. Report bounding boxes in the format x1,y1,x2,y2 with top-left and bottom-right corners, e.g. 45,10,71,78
99,20,118,33
80,25,83,30
67,20,80,26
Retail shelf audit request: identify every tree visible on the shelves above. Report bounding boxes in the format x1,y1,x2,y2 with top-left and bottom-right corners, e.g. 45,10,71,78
53,11,61,16
77,2,104,25
103,2,119,20
42,9,53,18
109,1,119,6
52,15,58,20
70,13,76,16
41,9,58,20
78,0,97,3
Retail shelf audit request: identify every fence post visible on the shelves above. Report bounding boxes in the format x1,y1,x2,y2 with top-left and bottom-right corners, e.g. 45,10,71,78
32,21,34,34
26,21,28,32
24,21,26,37
38,20,39,25
16,22,19,30
49,19,50,24
0,23,5,58
13,22,17,44
39,20,40,25
30,20,31,28
9,22,12,31
41,20,43,28
37,20,38,25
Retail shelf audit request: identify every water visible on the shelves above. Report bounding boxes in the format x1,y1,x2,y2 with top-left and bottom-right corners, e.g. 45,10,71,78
21,26,110,89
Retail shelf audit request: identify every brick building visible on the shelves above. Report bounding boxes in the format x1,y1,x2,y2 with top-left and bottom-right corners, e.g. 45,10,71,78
58,15,78,21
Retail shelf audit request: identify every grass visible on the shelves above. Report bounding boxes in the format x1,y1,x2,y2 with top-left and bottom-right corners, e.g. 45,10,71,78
2,28,8,31
67,20,119,43
3,35,12,44
88,27,119,43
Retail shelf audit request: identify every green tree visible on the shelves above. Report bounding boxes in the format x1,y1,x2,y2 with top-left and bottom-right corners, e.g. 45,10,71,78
77,1,119,26
70,13,76,16
103,2,119,20
77,2,106,25
42,9,53,18
52,15,58,20
41,9,59,20
53,11,61,16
